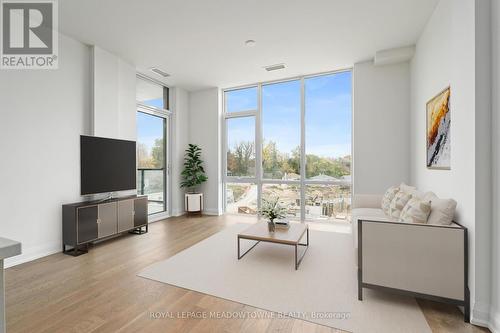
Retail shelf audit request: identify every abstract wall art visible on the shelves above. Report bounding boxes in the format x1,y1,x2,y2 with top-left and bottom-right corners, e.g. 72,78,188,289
426,87,451,169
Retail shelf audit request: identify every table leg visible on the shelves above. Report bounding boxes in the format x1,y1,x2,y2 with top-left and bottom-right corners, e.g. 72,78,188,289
295,245,298,270
238,238,260,260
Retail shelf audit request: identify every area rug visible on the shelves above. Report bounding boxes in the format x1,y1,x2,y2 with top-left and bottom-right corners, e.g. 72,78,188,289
139,224,431,333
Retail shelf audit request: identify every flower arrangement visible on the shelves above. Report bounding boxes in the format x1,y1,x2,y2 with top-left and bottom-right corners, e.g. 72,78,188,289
260,197,286,231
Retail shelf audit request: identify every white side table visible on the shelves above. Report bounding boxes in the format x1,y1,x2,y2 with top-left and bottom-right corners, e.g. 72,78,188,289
0,238,21,333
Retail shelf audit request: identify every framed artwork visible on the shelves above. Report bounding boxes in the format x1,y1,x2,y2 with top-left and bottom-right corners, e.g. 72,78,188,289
426,87,451,169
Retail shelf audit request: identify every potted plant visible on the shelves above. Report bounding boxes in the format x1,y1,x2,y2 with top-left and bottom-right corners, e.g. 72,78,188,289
260,197,286,232
181,144,208,215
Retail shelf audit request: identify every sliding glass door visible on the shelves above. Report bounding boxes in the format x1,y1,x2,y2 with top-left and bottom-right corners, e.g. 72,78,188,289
136,75,170,216
223,70,352,222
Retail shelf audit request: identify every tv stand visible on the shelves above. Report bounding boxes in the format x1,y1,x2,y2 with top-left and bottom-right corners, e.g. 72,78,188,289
62,195,148,256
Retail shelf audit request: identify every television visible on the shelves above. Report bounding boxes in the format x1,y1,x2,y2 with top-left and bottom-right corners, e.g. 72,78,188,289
80,135,136,195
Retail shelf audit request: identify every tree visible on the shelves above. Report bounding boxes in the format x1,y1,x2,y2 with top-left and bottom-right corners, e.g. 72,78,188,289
151,138,164,168
181,144,208,192
263,141,280,176
137,143,152,168
286,146,301,175
233,141,254,176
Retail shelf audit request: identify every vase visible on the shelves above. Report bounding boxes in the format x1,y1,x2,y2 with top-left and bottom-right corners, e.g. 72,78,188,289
267,220,275,232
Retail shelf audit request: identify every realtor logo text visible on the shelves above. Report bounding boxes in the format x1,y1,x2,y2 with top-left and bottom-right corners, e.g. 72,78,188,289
1,0,58,69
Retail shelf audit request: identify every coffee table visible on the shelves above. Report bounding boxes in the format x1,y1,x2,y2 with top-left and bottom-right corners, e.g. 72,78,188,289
237,222,309,270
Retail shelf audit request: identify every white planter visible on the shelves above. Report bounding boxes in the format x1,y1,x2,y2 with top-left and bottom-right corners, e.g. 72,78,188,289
185,192,203,215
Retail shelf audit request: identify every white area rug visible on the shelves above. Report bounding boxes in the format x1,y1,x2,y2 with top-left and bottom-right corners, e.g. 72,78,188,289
139,224,431,333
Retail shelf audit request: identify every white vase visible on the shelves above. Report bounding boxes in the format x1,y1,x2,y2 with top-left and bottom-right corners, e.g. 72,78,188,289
185,192,203,215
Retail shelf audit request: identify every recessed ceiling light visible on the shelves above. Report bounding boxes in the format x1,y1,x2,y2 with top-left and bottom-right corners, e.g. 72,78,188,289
264,63,286,71
245,40,256,47
149,67,170,78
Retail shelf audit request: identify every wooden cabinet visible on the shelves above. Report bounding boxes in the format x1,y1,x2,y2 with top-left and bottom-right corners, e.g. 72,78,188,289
98,202,118,238
134,197,148,227
117,199,134,232
77,206,98,243
63,195,148,256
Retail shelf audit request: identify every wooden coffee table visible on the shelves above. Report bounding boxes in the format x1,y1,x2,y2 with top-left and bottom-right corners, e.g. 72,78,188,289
237,222,309,270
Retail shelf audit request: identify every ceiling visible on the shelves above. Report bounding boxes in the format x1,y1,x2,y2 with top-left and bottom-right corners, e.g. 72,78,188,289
59,0,438,91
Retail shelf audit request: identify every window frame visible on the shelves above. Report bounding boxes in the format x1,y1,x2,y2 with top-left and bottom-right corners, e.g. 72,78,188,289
136,73,171,116
222,69,353,222
136,73,172,218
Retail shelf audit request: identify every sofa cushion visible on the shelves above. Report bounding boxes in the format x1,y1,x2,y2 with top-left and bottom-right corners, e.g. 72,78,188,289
400,197,432,224
427,194,457,225
389,191,412,218
381,186,399,214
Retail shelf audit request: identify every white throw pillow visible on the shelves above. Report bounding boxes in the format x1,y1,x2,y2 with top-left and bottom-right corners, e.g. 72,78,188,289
381,186,400,214
399,182,417,195
400,197,432,224
389,191,412,218
427,194,457,225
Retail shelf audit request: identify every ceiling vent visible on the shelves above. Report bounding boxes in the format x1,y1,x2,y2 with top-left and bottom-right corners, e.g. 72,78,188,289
150,67,170,77
264,63,286,72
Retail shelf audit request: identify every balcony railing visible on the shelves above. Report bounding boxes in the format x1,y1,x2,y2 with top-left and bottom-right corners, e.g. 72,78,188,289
137,168,165,214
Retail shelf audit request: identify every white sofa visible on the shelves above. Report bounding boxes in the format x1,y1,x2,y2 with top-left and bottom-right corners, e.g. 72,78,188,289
352,193,470,322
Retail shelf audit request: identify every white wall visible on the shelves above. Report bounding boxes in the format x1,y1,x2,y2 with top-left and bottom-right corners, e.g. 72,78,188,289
353,60,411,195
170,87,190,216
188,88,222,215
92,46,136,141
410,0,492,325
0,35,91,267
490,0,500,330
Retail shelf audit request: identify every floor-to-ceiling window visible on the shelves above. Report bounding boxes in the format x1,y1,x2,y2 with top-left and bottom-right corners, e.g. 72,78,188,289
223,70,352,222
136,74,170,216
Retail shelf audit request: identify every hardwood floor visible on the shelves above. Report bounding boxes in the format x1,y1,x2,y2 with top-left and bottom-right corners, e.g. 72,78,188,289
5,214,488,333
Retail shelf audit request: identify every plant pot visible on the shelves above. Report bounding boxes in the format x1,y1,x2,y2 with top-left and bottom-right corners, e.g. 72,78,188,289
185,192,203,216
267,220,276,232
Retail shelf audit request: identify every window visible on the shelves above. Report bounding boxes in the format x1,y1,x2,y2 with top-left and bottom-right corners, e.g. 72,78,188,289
137,112,166,214
262,80,301,179
136,75,171,216
226,87,257,113
223,71,352,222
136,75,169,111
226,116,256,177
226,183,257,214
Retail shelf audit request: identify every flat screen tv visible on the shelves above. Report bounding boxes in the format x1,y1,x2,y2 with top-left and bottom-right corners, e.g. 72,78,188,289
80,135,136,195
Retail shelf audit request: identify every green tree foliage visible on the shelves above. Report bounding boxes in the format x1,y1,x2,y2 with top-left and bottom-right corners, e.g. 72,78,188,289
181,144,208,192
151,138,164,168
229,140,350,179
227,141,254,176
137,139,164,168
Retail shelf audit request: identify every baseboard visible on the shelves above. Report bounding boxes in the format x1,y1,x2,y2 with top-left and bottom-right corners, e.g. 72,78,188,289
461,301,499,333
203,208,222,216
148,212,170,223
489,306,500,333
171,209,187,217
4,241,61,268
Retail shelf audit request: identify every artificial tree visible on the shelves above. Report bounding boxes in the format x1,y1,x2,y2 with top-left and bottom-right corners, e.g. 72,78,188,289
181,144,208,193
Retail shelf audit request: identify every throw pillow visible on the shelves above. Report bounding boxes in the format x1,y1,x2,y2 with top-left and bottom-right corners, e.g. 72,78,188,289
381,186,400,214
400,182,417,195
400,197,432,224
427,194,457,225
389,191,412,218
389,191,411,219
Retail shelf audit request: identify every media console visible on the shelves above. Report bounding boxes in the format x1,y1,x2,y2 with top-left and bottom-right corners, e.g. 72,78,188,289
62,195,148,256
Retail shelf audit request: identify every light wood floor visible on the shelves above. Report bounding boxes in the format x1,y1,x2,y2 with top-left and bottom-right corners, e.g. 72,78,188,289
6,214,489,333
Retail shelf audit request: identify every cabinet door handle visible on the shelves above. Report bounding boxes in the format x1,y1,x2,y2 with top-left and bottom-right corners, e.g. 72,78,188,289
132,211,135,216
96,219,101,224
